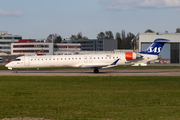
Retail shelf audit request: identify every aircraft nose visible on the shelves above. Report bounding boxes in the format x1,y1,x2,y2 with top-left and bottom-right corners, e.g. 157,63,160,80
5,63,12,70
5,63,9,67
5,63,11,67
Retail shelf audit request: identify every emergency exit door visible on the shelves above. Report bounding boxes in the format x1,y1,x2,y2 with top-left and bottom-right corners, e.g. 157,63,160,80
24,56,30,66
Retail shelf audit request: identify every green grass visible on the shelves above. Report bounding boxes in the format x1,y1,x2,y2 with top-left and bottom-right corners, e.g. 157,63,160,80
0,65,7,70
0,76,180,120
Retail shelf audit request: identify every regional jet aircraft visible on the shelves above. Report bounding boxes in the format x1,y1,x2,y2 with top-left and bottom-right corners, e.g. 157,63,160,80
6,39,170,73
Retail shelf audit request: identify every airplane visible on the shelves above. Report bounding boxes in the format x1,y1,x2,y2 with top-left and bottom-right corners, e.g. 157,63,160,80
5,38,170,73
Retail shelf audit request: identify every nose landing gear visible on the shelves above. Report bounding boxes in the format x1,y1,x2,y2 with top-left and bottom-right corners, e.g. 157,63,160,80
14,69,17,73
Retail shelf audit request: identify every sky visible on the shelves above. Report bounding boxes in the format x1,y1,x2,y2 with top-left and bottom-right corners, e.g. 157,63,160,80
0,0,180,39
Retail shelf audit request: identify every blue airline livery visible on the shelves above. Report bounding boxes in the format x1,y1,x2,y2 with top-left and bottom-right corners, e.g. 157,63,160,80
140,39,170,55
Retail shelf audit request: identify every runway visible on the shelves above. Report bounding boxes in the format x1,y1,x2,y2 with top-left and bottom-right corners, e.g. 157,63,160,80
0,69,180,76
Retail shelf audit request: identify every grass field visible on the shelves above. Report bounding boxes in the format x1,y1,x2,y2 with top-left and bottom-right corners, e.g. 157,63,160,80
0,76,180,120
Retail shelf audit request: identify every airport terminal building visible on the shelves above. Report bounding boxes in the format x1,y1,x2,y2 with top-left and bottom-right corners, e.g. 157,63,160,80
11,42,81,56
0,31,22,54
134,33,180,63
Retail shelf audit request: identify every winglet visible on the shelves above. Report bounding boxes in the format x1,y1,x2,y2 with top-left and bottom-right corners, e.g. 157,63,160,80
111,59,120,65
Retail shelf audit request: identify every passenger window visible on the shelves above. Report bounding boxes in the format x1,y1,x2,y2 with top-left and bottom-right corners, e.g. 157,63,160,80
94,57,95,59
61,58,62,60
57,58,59,60
31,59,33,61
49,59,51,60
42,59,43,61
69,58,70,60
53,58,55,60
102,57,103,59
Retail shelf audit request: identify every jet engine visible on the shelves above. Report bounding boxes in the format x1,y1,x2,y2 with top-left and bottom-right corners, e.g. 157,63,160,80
125,52,142,60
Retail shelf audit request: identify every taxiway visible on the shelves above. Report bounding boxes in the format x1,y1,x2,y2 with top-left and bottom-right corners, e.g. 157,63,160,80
0,69,180,76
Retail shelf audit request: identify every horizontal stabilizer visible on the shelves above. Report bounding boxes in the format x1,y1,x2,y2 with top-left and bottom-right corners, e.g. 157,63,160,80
154,39,171,43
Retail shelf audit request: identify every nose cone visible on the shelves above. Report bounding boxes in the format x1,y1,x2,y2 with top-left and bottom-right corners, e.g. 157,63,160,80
5,63,12,70
5,63,9,67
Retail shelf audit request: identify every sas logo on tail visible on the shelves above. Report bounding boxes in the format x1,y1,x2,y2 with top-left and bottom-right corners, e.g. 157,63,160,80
148,47,161,53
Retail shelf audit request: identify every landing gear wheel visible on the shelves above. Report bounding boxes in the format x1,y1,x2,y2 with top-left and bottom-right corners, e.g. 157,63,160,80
94,69,99,73
14,69,17,73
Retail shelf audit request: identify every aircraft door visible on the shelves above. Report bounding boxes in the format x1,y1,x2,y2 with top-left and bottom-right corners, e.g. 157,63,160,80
89,56,93,63
24,56,30,66
84,56,88,63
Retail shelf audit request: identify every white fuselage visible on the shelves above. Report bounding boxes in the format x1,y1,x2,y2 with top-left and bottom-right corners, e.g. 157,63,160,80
5,53,158,70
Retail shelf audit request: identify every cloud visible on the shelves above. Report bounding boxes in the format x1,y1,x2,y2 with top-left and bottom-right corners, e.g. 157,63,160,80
139,0,180,8
98,0,180,11
0,9,24,16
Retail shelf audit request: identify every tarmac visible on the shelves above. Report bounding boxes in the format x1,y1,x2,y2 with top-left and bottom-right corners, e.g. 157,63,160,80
0,68,180,76
1,62,180,76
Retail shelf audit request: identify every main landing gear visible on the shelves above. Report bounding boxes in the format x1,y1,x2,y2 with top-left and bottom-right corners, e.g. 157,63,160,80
94,68,99,73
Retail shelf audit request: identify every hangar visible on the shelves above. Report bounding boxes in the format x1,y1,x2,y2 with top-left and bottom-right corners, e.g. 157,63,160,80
134,33,180,63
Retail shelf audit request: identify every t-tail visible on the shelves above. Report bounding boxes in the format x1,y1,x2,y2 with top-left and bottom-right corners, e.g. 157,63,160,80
139,38,171,55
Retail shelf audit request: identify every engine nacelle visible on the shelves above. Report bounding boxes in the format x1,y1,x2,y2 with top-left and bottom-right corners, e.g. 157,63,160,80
126,52,142,60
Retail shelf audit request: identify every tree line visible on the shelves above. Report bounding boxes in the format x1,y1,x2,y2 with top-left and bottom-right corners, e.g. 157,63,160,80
46,28,180,49
46,30,137,49
97,30,136,49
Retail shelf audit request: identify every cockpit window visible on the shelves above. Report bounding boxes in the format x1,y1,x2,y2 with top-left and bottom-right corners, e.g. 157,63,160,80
14,59,21,61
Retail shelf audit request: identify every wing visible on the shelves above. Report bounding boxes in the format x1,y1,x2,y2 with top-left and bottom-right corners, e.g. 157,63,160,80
80,64,108,68
79,59,120,68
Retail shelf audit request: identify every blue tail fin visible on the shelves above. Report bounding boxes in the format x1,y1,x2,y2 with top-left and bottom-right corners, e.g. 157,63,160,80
139,38,170,55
